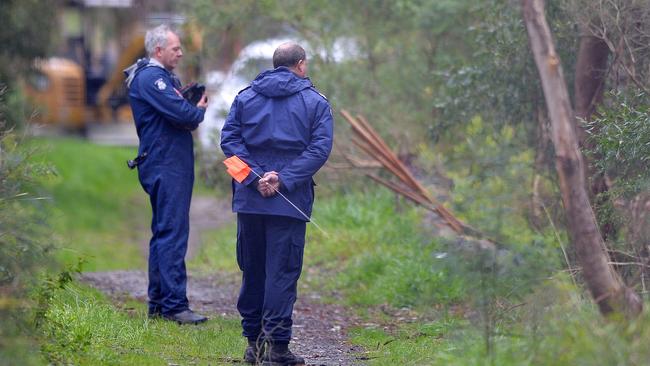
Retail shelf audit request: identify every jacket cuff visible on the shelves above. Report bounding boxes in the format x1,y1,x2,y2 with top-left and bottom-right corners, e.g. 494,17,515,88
242,169,260,187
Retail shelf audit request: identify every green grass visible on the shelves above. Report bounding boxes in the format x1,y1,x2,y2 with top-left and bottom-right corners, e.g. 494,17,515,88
189,225,239,273
349,318,463,365
28,137,146,271
40,283,244,365
29,137,225,271
301,189,465,310
349,278,650,366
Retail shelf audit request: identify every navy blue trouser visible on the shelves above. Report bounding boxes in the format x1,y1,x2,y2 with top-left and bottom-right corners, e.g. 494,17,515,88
139,167,192,316
236,213,306,343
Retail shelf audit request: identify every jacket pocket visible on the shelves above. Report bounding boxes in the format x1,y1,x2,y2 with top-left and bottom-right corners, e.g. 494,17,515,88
286,238,305,278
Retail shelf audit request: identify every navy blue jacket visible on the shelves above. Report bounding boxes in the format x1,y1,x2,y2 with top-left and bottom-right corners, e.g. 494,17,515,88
220,67,334,221
127,59,205,174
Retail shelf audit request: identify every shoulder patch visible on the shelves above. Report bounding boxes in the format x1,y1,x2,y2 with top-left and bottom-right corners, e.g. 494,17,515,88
154,78,167,90
309,87,328,101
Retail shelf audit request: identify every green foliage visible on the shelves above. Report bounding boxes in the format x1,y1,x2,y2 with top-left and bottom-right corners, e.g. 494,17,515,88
29,137,146,270
351,277,650,365
430,116,563,320
434,0,577,145
442,116,550,245
0,86,31,132
0,0,59,74
587,92,650,193
585,92,650,282
0,1,61,130
39,282,243,365
0,91,55,365
0,135,55,289
566,0,650,97
185,0,282,49
188,0,481,141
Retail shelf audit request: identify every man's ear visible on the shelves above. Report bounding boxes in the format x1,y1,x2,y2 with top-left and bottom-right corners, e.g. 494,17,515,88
297,60,306,75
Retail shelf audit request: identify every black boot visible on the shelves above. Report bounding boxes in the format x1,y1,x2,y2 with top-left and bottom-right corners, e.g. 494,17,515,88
244,338,265,364
262,343,305,366
162,309,208,325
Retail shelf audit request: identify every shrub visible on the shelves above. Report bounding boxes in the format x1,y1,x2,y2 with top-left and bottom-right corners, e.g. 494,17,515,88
0,87,55,364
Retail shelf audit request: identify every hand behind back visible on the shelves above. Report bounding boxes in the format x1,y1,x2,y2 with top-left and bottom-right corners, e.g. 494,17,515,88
257,171,280,198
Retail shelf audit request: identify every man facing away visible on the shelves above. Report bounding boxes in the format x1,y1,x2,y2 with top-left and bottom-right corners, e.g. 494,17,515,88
125,24,208,324
220,42,333,365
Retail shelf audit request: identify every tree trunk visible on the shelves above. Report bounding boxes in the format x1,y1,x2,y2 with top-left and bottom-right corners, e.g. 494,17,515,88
574,35,609,126
522,0,642,317
217,27,243,71
574,34,616,240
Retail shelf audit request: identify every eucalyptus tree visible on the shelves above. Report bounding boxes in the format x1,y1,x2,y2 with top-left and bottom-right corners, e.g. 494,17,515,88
523,0,643,318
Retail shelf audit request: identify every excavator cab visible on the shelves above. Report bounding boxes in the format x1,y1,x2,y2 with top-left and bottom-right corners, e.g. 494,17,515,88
23,34,145,130
23,58,86,130
24,14,202,131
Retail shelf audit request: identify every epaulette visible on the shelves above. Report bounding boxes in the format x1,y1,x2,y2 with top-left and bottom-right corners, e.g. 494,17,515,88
237,85,252,95
309,86,328,101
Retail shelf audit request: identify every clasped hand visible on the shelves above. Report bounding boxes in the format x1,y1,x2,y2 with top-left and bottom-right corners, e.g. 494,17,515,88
257,171,280,198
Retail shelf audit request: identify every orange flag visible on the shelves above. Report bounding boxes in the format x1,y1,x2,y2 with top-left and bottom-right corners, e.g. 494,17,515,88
223,155,252,183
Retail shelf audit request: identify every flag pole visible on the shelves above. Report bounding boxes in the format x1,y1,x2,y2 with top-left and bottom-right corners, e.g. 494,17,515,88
249,170,329,237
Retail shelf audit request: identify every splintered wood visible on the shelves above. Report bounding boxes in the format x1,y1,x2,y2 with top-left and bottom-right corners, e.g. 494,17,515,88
339,109,467,235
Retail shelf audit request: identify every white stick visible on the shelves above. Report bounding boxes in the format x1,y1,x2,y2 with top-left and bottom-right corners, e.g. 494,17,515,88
250,170,329,237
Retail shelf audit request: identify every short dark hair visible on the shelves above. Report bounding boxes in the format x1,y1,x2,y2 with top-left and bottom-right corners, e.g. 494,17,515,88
273,42,306,69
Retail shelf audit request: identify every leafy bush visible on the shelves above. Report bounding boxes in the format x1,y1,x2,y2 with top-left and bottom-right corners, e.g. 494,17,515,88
585,92,650,284
0,0,60,130
0,88,55,365
0,131,54,293
587,92,650,193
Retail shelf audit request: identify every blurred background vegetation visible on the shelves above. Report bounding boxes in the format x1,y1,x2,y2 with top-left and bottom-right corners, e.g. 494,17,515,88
2,0,650,364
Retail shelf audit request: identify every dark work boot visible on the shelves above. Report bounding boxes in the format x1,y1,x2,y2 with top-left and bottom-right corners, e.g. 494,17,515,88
162,309,208,325
262,343,305,366
244,338,265,364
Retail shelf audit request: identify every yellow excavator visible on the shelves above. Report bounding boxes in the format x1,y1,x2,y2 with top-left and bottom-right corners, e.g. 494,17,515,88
23,34,146,131
24,18,203,132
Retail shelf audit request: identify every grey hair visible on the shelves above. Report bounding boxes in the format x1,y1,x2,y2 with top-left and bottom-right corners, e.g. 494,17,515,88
145,24,173,56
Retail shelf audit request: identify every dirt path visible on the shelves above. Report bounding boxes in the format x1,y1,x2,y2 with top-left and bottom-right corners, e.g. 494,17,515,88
80,270,364,365
81,195,365,365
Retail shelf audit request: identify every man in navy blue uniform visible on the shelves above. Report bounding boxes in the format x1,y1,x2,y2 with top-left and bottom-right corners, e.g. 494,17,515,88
221,42,333,365
125,24,208,324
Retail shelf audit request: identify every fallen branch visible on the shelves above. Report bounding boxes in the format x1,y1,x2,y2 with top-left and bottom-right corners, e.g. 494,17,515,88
340,109,483,237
